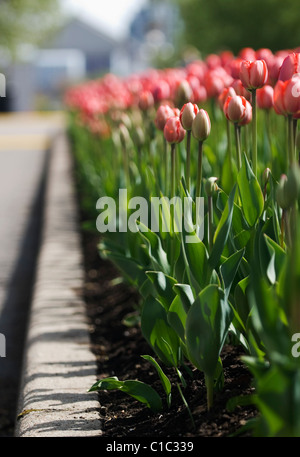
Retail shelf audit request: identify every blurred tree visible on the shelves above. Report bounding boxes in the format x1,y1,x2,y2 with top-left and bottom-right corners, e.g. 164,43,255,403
0,0,62,60
176,0,300,56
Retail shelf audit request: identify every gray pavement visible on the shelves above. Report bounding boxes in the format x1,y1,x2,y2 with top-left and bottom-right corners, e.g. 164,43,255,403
0,113,102,437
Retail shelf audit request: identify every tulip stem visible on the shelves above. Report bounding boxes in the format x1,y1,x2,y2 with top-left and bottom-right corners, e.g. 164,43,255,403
163,137,169,196
186,130,191,193
171,143,176,198
234,124,242,170
288,114,295,166
208,195,214,252
226,119,233,181
122,144,130,188
205,374,214,411
196,141,203,199
251,89,257,175
293,118,298,159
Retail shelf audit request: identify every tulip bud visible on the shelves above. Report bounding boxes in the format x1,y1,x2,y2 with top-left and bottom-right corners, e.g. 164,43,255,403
285,163,300,203
218,87,236,110
180,102,199,130
164,116,186,144
279,52,300,82
262,167,271,186
152,79,171,103
238,99,252,126
154,104,175,131
273,74,300,116
257,85,274,110
276,166,300,210
132,126,145,148
223,95,250,124
119,123,131,149
231,79,251,101
205,177,218,196
192,109,211,141
276,174,289,209
175,80,193,107
138,90,154,111
240,59,268,90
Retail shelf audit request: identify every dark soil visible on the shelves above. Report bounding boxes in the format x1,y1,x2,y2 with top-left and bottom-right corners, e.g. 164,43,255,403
81,230,258,438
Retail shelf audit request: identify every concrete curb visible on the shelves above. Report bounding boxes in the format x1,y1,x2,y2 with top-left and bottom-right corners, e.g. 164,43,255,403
14,133,102,437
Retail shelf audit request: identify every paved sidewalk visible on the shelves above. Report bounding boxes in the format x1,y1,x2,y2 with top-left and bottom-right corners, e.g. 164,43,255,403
0,112,101,437
0,112,64,433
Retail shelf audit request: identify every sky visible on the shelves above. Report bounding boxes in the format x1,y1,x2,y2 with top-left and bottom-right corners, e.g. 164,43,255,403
61,0,148,39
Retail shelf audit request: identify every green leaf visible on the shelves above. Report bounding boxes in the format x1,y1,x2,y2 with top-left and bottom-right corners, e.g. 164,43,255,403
237,153,264,227
141,355,172,403
181,224,210,292
173,283,195,313
141,296,180,367
185,284,233,378
167,295,188,343
209,185,236,270
220,248,245,298
89,376,162,413
146,271,177,311
137,221,170,274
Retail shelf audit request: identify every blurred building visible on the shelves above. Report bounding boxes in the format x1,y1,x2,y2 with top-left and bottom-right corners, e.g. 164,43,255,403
1,1,181,111
3,17,119,111
111,0,181,75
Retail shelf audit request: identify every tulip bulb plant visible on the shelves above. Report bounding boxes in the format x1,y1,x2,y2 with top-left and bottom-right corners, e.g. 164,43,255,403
66,45,300,436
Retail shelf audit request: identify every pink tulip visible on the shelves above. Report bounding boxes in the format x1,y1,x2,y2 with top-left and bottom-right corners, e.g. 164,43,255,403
155,104,176,130
152,79,171,103
273,74,300,115
218,87,236,110
257,85,274,110
223,94,251,124
138,90,154,111
238,99,252,126
164,116,186,144
231,79,252,101
239,47,256,61
278,52,300,81
240,59,268,90
180,102,199,130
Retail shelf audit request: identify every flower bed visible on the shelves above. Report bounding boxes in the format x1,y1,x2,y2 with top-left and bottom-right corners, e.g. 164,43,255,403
66,47,300,437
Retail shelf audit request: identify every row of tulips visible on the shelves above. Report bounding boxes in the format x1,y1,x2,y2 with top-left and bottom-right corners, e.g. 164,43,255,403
66,46,300,436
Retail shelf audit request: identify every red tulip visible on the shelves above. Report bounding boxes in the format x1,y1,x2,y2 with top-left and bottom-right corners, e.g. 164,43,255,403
218,86,236,110
180,102,199,130
278,52,300,82
240,59,268,90
231,79,252,101
164,116,186,144
257,85,274,110
273,74,300,115
223,94,252,125
152,79,171,103
238,99,252,126
239,47,256,61
155,104,176,130
138,90,154,111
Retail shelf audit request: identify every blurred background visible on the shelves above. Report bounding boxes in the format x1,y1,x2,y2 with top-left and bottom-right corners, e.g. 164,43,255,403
0,0,300,112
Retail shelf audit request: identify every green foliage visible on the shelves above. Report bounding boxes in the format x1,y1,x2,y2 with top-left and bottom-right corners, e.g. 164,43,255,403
89,376,163,413
176,0,300,55
0,0,62,60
